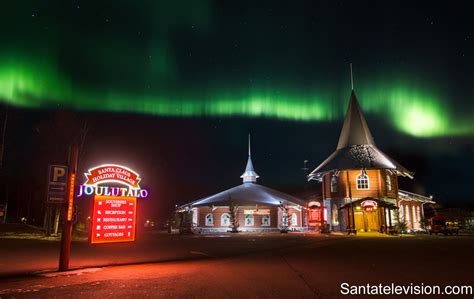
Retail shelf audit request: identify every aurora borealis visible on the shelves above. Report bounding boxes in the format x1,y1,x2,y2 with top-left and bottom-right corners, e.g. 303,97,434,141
0,53,472,137
0,1,473,138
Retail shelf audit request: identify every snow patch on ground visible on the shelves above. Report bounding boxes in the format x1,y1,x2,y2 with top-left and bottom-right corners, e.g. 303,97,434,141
36,267,103,277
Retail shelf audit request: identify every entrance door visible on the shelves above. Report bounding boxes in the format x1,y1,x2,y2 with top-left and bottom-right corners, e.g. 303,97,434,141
365,210,380,231
354,211,365,232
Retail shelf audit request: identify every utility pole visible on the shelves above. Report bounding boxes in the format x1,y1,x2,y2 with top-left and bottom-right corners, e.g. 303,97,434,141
58,144,78,271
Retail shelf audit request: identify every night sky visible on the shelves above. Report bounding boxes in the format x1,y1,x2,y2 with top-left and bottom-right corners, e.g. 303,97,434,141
1,1,473,222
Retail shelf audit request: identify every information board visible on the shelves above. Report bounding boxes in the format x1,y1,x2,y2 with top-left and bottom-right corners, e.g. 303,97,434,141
90,195,137,244
308,208,321,225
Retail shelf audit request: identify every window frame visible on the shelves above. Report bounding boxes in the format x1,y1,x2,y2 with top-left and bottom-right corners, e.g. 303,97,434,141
221,213,230,226
356,172,370,190
386,173,392,191
261,214,271,226
205,213,214,226
291,213,298,226
330,175,338,193
244,214,254,226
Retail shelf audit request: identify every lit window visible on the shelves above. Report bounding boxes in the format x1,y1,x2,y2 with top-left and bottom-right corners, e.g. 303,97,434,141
386,174,392,191
405,205,410,223
245,214,254,226
291,213,298,226
205,213,214,226
221,213,230,226
332,204,339,225
330,175,338,193
261,215,270,226
282,213,288,227
192,208,198,226
356,172,369,190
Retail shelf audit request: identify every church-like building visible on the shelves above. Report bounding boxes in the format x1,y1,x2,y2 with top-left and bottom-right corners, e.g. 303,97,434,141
308,89,435,233
177,137,306,232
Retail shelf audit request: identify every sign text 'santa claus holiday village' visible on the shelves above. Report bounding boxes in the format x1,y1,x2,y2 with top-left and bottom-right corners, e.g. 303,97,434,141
85,165,141,188
79,164,147,244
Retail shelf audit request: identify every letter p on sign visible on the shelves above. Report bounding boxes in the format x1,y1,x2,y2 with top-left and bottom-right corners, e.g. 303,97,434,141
53,167,66,182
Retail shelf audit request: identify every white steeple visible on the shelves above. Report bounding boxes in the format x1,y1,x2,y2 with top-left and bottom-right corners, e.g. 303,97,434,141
240,134,259,183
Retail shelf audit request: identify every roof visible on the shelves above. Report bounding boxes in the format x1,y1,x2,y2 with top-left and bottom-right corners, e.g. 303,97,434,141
178,182,306,209
308,90,413,180
398,190,435,204
241,156,259,182
177,134,304,210
337,90,375,149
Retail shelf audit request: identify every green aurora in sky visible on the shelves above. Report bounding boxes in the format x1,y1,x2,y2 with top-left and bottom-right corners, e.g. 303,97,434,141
0,54,472,138
1,2,473,139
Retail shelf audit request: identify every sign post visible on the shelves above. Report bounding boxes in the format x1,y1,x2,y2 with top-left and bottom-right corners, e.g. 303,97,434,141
58,144,78,272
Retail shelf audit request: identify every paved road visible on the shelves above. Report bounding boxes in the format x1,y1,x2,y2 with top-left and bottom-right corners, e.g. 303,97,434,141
0,231,330,276
1,233,473,298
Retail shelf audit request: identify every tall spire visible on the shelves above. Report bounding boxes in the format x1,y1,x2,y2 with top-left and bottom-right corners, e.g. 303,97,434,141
336,90,375,149
350,63,354,90
241,134,259,183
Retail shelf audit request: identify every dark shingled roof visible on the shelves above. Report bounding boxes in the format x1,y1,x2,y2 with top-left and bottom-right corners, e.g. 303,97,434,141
308,90,413,180
178,182,305,208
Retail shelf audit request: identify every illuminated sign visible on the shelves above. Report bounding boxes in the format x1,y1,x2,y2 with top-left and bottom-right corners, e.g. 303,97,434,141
360,200,377,212
78,164,149,198
244,209,270,215
308,208,321,225
90,196,137,244
360,200,377,207
67,173,76,221
85,164,141,188
77,185,148,198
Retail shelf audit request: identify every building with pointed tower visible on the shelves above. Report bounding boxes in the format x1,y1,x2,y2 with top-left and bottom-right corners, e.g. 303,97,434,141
308,87,435,234
177,135,306,232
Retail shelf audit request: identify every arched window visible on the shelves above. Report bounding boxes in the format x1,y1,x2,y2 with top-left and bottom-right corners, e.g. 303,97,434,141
356,172,370,190
245,214,254,226
205,213,214,226
291,213,298,226
399,204,405,222
192,208,198,226
221,213,230,226
386,174,392,191
261,215,270,226
282,213,288,227
330,175,338,193
405,205,410,224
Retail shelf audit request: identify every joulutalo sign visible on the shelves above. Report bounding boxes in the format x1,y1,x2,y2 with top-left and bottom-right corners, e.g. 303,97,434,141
80,164,147,244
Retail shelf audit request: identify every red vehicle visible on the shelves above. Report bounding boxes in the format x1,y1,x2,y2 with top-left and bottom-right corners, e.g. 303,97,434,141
428,215,459,235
